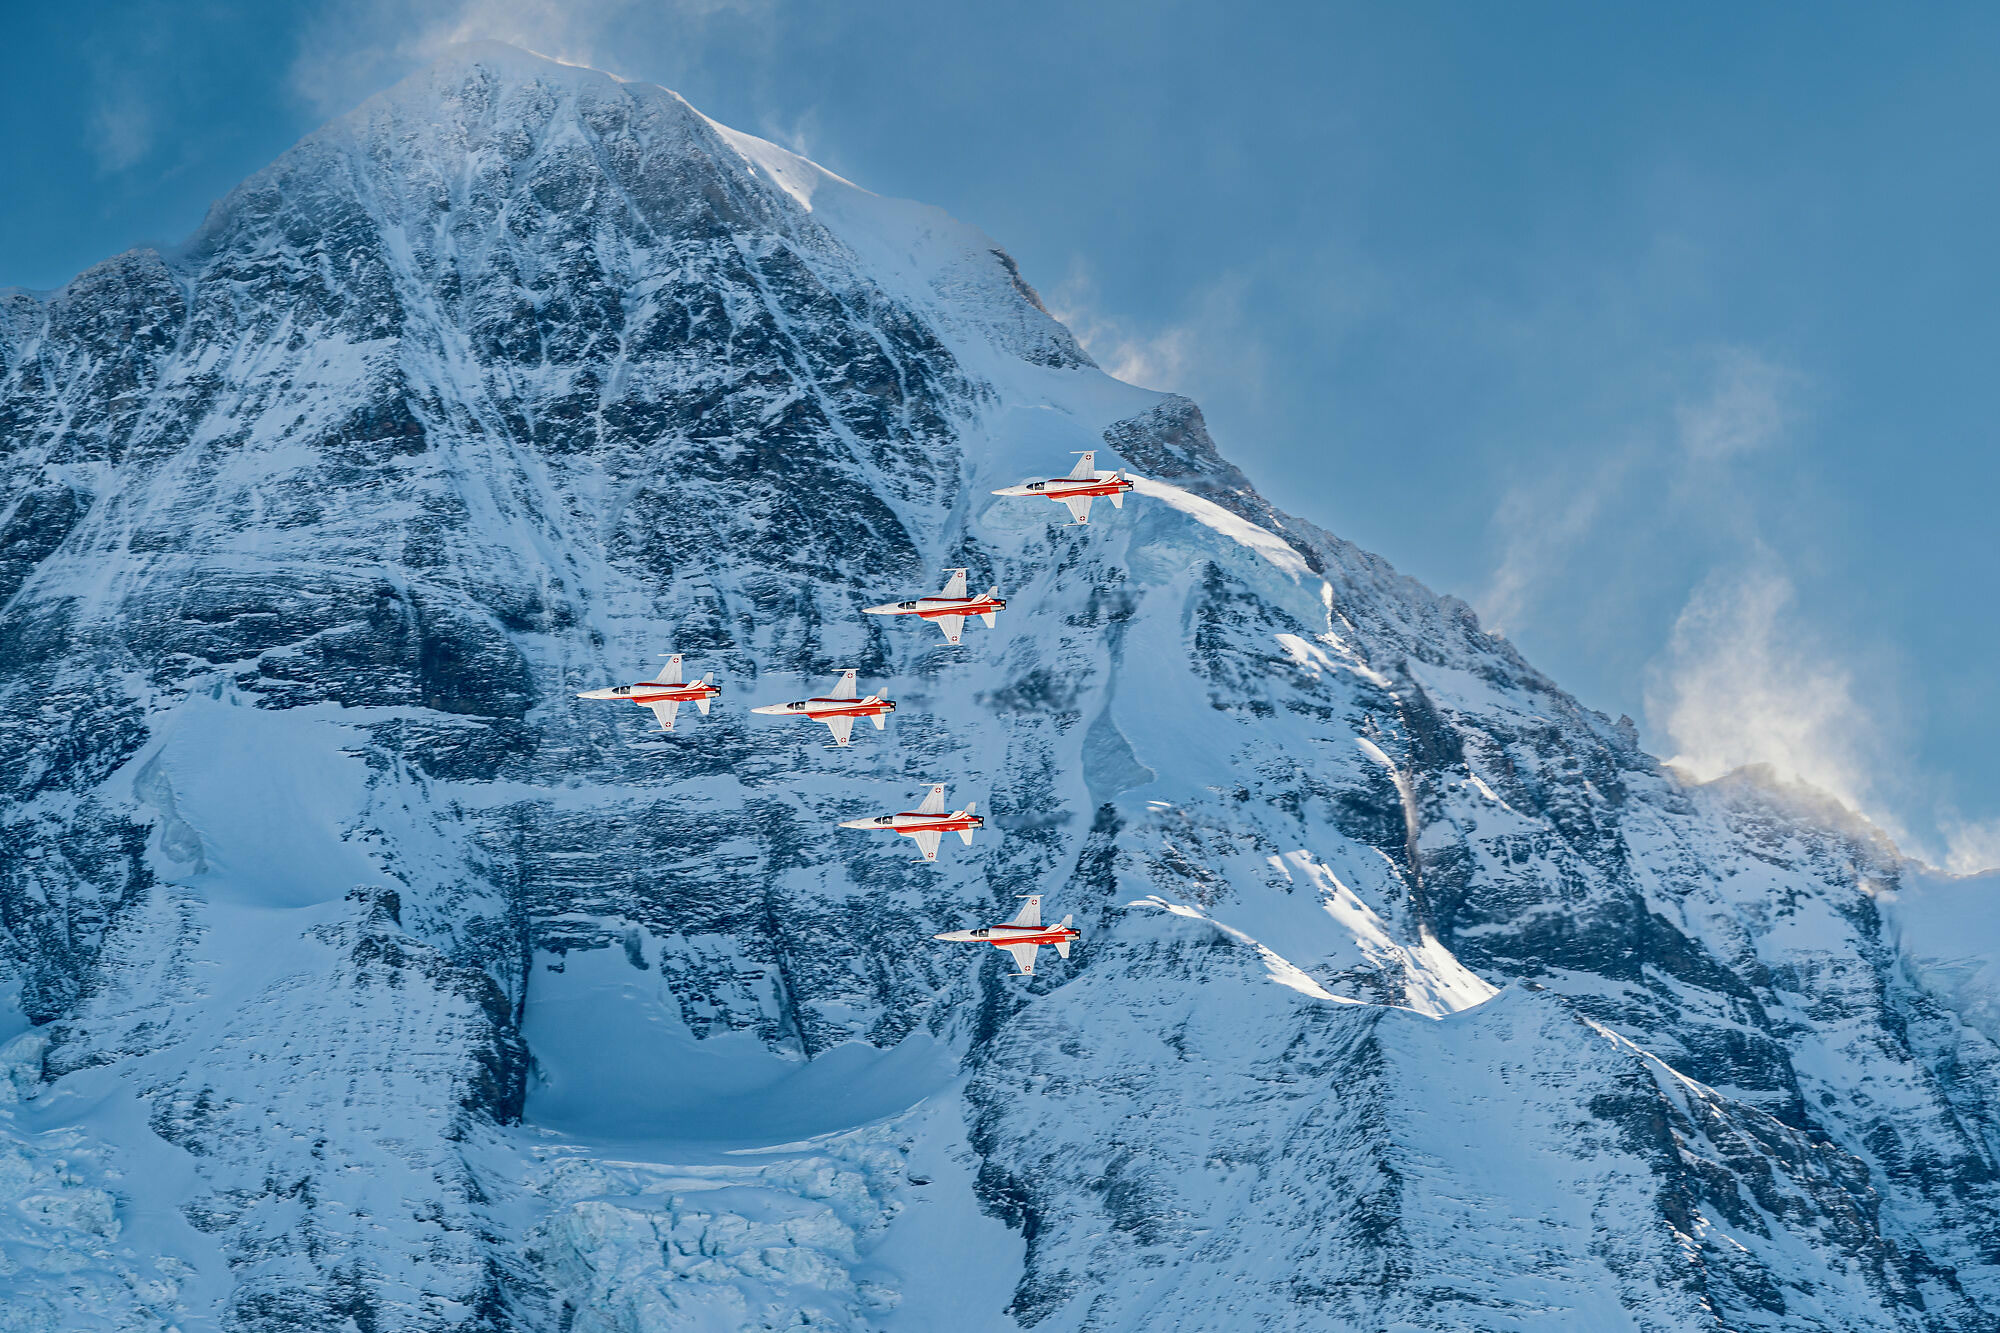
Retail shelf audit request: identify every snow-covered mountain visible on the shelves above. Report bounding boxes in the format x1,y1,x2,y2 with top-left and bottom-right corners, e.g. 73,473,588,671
3,42,1999,1332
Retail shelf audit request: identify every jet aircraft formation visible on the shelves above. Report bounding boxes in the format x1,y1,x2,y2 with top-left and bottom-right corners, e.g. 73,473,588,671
577,450,1140,975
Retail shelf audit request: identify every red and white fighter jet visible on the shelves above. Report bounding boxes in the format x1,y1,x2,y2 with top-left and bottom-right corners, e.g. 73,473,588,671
750,669,895,747
934,895,1078,976
991,451,1136,525
862,569,1006,645
839,783,983,861
576,654,719,732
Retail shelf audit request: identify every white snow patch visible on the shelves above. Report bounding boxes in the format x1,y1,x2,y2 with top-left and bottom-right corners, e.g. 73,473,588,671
524,946,957,1143
135,691,384,907
1355,736,1396,771
1129,477,1313,581
1274,632,1335,675
1280,852,1497,1016
1134,896,1357,1004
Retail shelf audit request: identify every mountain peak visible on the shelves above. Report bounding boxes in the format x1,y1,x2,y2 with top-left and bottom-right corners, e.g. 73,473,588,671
348,36,681,134
383,38,643,103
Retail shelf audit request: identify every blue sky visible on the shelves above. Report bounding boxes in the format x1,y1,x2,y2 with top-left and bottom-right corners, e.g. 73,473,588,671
5,1,1996,868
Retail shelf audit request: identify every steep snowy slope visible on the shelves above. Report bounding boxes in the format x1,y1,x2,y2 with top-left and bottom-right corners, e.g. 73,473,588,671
3,42,1999,1331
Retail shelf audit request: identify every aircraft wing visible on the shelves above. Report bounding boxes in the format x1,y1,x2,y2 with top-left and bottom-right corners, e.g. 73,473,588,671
646,700,680,731
661,654,684,685
1005,942,1039,975
934,614,965,645
909,829,943,861
1062,495,1093,525
823,714,856,747
939,567,968,599
1068,450,1097,479
1009,895,1042,928
829,669,858,701
917,784,948,816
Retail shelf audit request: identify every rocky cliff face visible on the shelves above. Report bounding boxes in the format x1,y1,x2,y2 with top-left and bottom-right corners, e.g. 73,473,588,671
2,42,1998,1333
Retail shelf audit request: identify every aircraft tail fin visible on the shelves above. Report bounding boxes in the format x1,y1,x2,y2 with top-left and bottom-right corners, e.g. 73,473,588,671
696,697,712,716
1055,916,1074,959
1109,481,1125,509
869,703,888,730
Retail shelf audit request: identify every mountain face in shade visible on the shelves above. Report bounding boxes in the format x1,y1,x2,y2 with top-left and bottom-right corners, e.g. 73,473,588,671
3,41,1999,1333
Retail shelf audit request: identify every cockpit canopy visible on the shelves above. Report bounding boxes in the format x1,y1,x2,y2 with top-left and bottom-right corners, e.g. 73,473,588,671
786,700,806,709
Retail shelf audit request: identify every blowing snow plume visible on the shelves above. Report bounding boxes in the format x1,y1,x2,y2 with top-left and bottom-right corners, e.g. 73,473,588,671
1647,566,1878,812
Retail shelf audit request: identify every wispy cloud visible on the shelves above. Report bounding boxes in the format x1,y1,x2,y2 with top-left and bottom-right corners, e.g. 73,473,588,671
1675,346,1800,463
1478,448,1638,637
287,0,771,118
1475,344,1804,638
88,84,155,172
82,12,174,175
1046,260,1265,400
755,104,823,161
1940,817,2000,877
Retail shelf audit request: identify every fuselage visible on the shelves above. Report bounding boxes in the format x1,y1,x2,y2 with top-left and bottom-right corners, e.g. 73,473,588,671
933,921,1081,948
839,810,984,834
750,695,895,719
578,680,721,706
861,594,1007,620
995,475,1134,501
